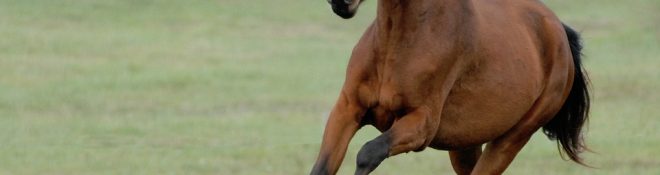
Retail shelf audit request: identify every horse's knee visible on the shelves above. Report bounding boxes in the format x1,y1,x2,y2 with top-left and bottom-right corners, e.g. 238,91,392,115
355,135,390,175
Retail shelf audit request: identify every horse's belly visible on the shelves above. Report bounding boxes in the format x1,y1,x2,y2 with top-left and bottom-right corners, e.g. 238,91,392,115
429,67,541,150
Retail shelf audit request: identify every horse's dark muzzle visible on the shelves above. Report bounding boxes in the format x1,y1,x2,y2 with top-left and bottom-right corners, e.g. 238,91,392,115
330,0,357,19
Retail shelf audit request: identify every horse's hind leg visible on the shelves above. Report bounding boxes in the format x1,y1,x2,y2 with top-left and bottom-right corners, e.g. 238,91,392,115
470,130,535,174
449,145,483,175
354,107,439,175
470,98,559,174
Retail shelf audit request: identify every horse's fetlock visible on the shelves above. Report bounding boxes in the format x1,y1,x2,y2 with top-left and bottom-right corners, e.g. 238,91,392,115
356,138,390,169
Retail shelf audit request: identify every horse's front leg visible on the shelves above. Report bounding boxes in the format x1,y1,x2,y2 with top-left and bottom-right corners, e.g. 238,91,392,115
354,107,439,175
310,93,365,175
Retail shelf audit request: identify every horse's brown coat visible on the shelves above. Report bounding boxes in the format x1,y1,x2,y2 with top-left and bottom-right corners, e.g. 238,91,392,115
311,0,588,174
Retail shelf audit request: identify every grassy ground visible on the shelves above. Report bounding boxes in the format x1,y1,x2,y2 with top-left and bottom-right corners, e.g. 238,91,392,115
0,0,658,174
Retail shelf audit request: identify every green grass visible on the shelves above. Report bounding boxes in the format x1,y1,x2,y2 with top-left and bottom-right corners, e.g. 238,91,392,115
0,0,658,174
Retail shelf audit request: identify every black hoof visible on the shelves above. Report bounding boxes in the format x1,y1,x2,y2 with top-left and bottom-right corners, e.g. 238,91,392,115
355,135,390,175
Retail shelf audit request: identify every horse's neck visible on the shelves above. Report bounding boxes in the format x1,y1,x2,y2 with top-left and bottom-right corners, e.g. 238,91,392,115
374,0,474,39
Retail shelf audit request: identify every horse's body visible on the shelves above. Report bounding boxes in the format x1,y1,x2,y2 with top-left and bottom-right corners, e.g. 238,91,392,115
311,0,590,174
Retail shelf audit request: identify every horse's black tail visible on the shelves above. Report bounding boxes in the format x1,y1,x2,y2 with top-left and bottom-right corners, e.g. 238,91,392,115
542,24,591,165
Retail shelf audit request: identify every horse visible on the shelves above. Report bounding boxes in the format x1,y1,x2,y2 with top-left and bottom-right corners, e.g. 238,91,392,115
310,0,590,174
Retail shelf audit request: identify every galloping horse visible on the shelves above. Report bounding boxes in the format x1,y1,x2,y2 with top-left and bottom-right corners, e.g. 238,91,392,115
311,0,590,174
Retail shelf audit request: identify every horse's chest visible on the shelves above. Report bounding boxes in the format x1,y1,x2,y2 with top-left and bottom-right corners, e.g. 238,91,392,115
376,83,404,111
365,76,425,112
355,56,441,127
361,79,425,131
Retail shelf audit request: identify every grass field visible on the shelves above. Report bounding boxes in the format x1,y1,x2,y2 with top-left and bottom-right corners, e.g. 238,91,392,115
0,0,658,174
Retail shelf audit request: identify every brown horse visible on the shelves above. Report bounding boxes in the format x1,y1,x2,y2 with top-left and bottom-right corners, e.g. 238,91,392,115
311,0,590,174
